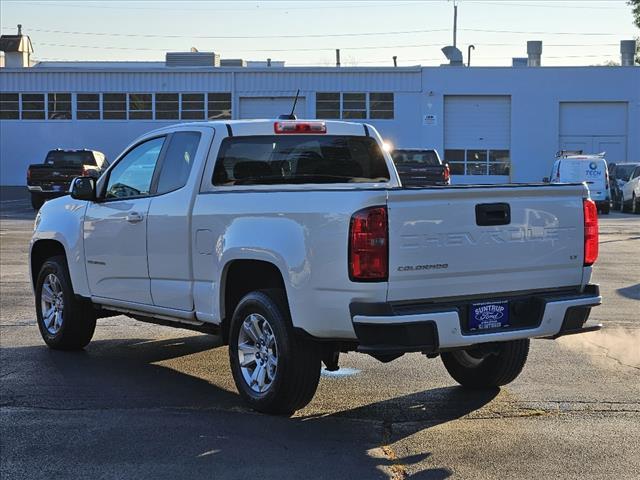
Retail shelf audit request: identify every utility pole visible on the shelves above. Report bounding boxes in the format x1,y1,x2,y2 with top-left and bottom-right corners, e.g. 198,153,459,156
453,0,458,48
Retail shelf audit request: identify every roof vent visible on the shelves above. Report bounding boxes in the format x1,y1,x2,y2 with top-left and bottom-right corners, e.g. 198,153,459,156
165,51,220,67
620,40,636,67
527,41,542,67
512,57,528,67
220,59,246,67
441,46,464,66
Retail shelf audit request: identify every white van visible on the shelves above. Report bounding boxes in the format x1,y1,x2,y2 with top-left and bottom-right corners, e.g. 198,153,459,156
548,152,610,214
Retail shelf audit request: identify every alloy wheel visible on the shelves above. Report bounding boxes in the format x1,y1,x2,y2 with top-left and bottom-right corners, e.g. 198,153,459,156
237,313,278,393
40,273,64,335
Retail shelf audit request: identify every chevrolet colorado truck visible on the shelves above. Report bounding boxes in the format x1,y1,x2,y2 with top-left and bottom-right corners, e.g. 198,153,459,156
30,120,602,414
27,149,108,210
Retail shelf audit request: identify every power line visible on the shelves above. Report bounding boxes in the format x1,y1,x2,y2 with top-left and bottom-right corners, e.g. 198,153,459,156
2,25,625,40
12,1,423,12
35,41,620,54
468,1,626,9
460,28,618,36
0,25,451,39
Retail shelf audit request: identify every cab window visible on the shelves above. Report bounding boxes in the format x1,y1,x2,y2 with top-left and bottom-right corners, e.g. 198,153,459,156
156,132,201,194
105,137,165,199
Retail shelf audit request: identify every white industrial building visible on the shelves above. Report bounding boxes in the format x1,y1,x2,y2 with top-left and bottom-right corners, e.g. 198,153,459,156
1,29,639,186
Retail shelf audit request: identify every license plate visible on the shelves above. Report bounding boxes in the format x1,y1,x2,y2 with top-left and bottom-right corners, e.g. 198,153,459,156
469,300,510,331
52,185,63,192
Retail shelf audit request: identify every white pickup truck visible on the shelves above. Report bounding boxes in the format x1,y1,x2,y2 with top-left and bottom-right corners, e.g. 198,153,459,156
30,119,602,414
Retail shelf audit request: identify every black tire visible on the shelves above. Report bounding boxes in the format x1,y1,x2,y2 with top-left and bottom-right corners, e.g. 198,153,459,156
30,193,44,211
228,289,321,415
35,255,96,350
633,194,639,215
441,339,530,389
601,202,610,215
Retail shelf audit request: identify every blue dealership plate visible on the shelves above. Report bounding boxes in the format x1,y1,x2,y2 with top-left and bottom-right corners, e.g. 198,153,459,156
469,300,510,331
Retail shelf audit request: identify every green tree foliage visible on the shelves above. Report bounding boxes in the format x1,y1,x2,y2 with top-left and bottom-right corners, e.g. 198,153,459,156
630,0,640,28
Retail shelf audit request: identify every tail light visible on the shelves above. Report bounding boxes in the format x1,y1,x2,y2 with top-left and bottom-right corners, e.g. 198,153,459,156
274,121,326,134
349,206,388,281
26,169,31,181
583,199,599,266
443,164,450,184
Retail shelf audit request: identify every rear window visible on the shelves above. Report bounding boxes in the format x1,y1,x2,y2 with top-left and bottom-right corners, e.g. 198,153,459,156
213,135,389,186
45,151,96,167
391,150,440,166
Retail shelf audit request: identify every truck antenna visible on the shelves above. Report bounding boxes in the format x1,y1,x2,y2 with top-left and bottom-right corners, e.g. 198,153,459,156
278,89,300,120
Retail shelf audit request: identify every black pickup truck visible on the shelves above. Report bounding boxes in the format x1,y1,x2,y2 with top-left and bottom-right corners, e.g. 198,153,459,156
26,149,108,210
391,148,450,187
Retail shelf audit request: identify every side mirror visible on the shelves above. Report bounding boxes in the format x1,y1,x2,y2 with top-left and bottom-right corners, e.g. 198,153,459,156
542,177,550,183
70,176,96,201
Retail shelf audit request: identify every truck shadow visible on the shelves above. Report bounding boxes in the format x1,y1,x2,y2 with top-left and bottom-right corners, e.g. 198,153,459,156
616,283,640,301
2,333,498,479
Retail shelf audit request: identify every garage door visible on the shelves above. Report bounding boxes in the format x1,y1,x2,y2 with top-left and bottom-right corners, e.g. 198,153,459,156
239,97,306,119
444,95,511,183
559,102,627,162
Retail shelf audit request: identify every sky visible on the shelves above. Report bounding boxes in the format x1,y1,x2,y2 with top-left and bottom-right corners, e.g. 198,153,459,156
1,0,638,67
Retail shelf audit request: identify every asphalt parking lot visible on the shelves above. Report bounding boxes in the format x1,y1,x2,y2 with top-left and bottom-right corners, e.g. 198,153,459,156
1,187,639,480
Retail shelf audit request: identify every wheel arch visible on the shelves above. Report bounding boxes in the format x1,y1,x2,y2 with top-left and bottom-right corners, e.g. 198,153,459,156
219,259,288,344
30,239,67,290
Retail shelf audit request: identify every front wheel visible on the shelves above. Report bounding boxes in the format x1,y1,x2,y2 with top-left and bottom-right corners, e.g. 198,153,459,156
632,194,639,215
228,290,321,415
441,339,530,389
600,202,610,215
621,194,631,213
35,255,96,350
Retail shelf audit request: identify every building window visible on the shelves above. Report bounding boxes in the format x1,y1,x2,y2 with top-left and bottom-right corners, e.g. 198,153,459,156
467,149,488,175
316,92,394,119
316,92,340,119
0,93,19,119
103,93,126,120
207,93,231,119
444,149,465,175
77,94,100,120
128,93,152,120
369,92,394,119
47,93,72,120
342,93,366,119
181,93,205,120
21,94,45,120
488,149,511,175
156,93,179,120
445,149,511,176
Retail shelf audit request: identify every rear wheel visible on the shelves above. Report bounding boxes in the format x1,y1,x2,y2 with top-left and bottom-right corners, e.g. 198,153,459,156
633,194,639,214
621,194,630,213
35,256,96,350
601,202,610,215
30,193,44,211
441,339,530,388
228,289,321,415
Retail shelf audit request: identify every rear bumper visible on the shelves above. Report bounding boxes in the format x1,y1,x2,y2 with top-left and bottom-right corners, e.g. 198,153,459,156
27,186,68,197
350,285,602,355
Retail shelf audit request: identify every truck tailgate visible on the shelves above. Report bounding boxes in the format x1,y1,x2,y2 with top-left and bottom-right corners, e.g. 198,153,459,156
386,184,586,302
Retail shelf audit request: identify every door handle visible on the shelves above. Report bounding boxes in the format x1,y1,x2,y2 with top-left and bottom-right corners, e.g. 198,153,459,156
126,212,144,223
